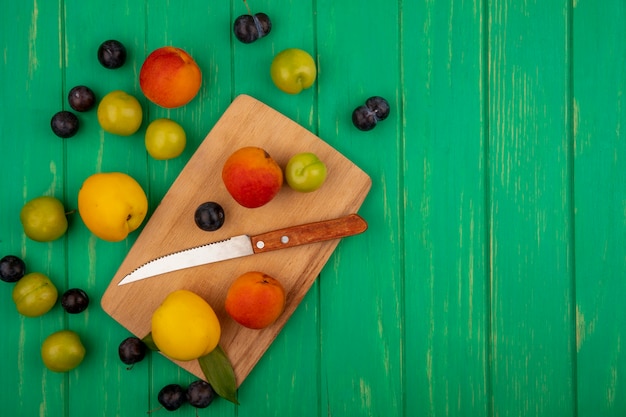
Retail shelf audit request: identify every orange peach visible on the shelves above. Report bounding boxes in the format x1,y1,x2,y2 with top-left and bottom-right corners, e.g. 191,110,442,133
221,146,283,208
225,271,286,329
139,46,202,108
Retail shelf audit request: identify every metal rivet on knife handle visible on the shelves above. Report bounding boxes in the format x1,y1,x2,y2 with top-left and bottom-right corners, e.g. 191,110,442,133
250,214,368,254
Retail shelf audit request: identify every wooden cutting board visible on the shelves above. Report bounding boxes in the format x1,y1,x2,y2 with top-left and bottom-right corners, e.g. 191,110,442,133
100,94,371,387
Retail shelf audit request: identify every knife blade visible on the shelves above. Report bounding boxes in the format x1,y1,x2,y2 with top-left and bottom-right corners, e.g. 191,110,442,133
117,213,368,286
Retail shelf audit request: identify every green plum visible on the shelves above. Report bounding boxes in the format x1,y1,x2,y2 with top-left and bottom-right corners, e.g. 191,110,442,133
12,272,58,317
270,48,317,94
41,330,85,372
20,196,68,242
285,152,327,192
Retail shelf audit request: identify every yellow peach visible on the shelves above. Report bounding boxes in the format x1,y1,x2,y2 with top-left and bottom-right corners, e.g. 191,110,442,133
77,172,148,242
152,289,221,361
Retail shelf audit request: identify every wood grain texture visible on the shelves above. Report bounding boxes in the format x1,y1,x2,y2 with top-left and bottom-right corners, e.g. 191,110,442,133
101,95,371,386
573,0,626,415
0,2,67,416
403,0,490,415
488,1,576,415
1,0,625,416
315,1,404,416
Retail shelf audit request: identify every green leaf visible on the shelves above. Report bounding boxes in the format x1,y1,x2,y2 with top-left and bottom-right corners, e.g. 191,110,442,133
141,333,159,351
198,345,238,404
141,334,238,404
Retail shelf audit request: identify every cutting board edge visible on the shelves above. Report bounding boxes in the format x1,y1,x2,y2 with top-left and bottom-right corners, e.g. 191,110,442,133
99,94,373,389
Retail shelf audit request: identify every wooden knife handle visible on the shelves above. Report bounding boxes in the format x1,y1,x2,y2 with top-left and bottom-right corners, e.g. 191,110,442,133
250,214,368,254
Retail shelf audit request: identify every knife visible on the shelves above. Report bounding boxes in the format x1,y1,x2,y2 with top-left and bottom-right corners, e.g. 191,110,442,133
118,214,368,286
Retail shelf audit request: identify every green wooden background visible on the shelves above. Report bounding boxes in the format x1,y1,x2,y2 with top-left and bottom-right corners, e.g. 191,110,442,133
1,0,624,416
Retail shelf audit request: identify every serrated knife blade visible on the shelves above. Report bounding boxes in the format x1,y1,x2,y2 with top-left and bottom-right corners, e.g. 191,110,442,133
117,214,367,286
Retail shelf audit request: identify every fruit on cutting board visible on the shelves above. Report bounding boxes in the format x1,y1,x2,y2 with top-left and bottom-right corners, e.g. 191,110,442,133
270,48,317,94
139,46,202,108
222,146,283,208
151,289,221,361
194,201,225,231
41,330,86,372
285,152,327,192
20,196,68,242
225,271,286,329
144,118,187,160
97,90,143,136
12,272,58,317
77,172,148,242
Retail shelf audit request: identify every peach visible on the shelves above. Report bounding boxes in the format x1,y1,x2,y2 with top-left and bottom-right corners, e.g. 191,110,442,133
221,146,283,208
139,46,202,108
225,271,286,329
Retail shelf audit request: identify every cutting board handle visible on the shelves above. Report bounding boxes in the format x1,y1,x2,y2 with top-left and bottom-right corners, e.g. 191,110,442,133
250,214,368,253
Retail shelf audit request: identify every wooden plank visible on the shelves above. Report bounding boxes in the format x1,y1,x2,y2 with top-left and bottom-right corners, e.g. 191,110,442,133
61,1,150,415
0,1,67,416
402,0,490,415
315,2,403,416
573,1,626,415
488,1,576,415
